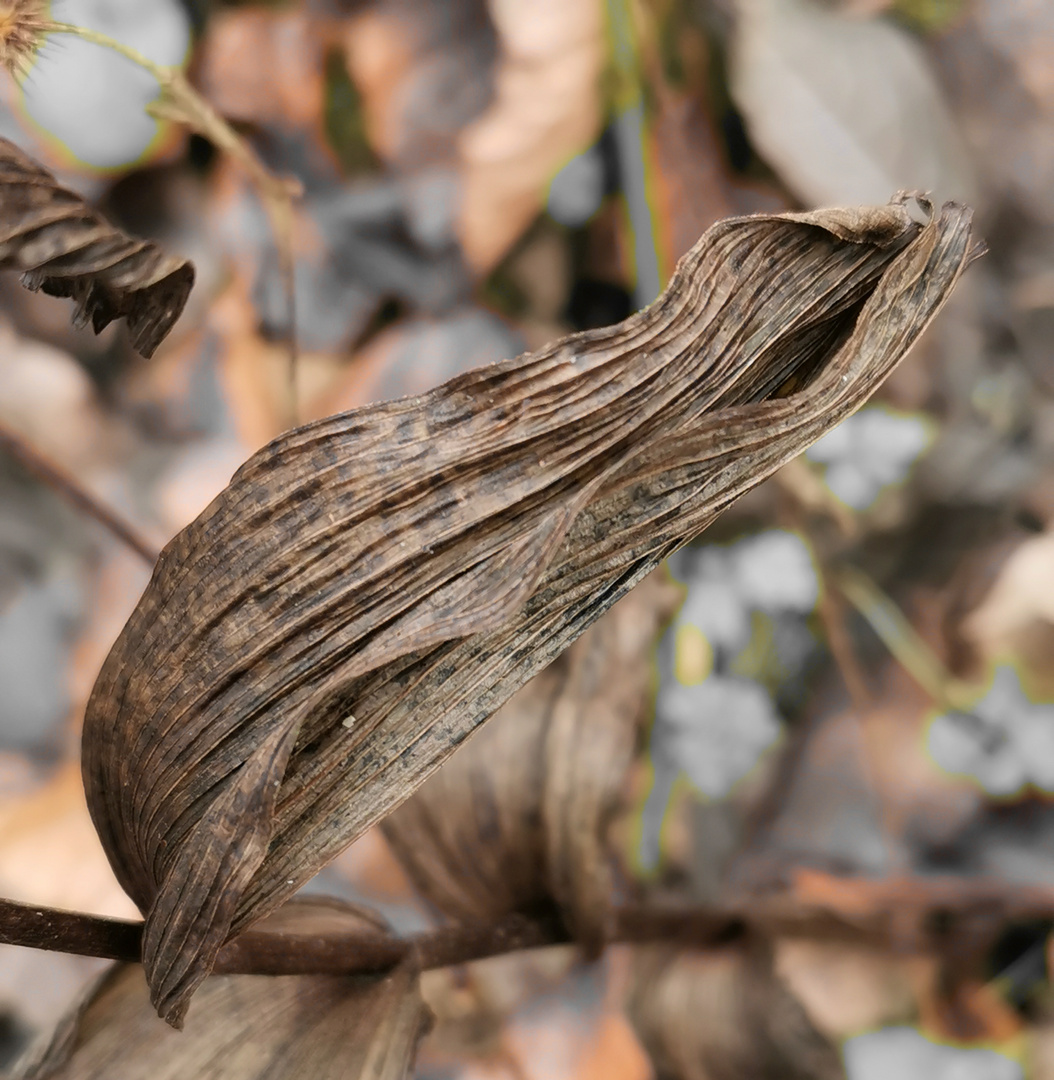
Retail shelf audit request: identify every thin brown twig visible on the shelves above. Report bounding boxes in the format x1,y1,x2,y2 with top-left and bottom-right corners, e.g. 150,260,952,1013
0,421,158,565
12,874,1054,977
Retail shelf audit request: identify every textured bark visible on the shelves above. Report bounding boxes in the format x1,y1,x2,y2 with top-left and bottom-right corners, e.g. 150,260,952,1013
82,194,977,1023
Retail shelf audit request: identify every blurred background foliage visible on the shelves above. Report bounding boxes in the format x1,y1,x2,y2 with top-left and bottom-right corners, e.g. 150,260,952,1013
0,0,1053,1076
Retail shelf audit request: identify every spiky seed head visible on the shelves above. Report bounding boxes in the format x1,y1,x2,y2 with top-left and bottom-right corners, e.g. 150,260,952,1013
0,0,50,81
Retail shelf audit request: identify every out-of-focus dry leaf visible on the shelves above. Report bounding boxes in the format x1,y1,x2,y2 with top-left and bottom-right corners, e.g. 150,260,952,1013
82,195,976,1025
0,764,137,921
16,899,431,1080
201,269,346,450
963,531,1054,689
627,943,846,1080
933,0,1054,225
730,655,981,887
731,0,975,207
774,939,929,1040
574,1012,653,1080
456,0,605,272
383,573,678,952
636,14,787,274
972,0,1054,111
0,139,194,358
0,323,107,473
343,0,497,170
418,948,578,1069
650,90,736,270
197,8,330,133
321,309,525,414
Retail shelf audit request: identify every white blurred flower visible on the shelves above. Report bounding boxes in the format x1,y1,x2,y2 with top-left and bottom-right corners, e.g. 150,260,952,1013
927,666,1054,796
678,571,752,654
927,711,1025,797
1015,707,1054,792
806,405,933,510
844,1026,1022,1080
673,530,818,657
22,0,190,169
657,675,781,798
731,529,819,614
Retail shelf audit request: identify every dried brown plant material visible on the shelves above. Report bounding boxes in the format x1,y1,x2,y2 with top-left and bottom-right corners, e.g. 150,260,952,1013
0,0,48,79
82,194,977,1025
730,0,975,208
0,138,194,357
16,900,431,1080
456,0,605,272
196,8,329,133
383,573,679,952
628,943,845,1080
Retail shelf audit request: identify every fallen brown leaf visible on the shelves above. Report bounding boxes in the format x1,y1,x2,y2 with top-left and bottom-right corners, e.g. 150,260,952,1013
0,138,194,358
82,194,977,1024
731,0,975,207
774,938,928,1040
963,530,1054,693
342,0,497,171
196,8,331,134
628,943,845,1080
383,572,679,953
456,0,605,272
16,899,431,1080
0,763,137,921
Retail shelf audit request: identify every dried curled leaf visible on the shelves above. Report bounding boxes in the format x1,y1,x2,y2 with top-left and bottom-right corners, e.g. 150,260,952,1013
16,899,430,1080
383,572,679,952
83,194,977,1024
0,138,194,357
628,944,845,1080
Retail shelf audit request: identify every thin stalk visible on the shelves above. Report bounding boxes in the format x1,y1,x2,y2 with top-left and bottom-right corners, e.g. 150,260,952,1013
835,566,978,710
10,875,1054,976
44,21,301,425
0,421,158,564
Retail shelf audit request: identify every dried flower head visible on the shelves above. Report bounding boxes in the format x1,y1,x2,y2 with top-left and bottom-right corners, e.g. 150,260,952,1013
0,0,49,80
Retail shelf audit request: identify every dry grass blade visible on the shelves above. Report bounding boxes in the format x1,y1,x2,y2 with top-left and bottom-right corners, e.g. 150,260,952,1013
628,943,845,1080
383,573,679,953
0,138,194,358
81,193,977,1025
15,899,431,1080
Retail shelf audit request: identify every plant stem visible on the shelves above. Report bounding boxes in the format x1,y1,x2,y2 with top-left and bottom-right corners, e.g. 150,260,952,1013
10,873,1054,976
0,421,158,565
835,566,978,709
44,21,301,426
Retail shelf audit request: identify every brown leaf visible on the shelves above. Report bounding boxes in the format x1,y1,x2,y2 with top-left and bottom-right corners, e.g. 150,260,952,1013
82,194,977,1024
963,530,1054,690
16,899,431,1080
383,572,679,952
342,0,497,171
627,943,846,1080
196,8,330,133
0,138,194,358
730,0,976,207
456,0,605,272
